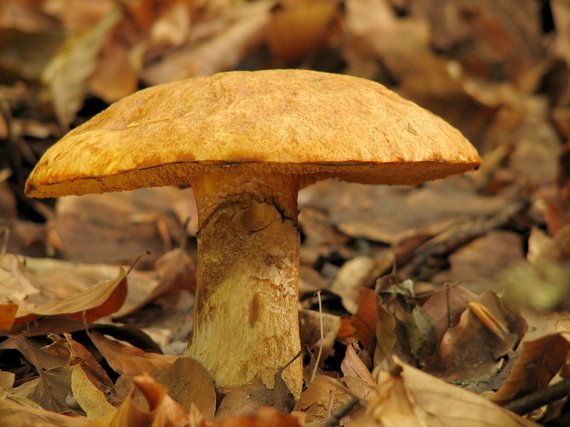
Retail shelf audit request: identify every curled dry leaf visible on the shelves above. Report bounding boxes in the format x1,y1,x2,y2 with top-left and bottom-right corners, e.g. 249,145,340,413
493,333,570,404
341,343,374,398
89,330,177,376
438,291,527,382
354,357,539,427
14,266,128,322
90,373,189,427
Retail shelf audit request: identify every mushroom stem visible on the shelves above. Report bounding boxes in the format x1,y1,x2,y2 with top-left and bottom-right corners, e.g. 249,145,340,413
188,170,303,397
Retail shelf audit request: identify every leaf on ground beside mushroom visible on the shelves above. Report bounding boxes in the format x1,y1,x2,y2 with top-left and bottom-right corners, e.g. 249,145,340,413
437,291,527,384
70,364,115,420
152,357,216,420
88,330,177,377
299,179,506,245
432,231,524,294
330,256,375,314
293,374,353,425
341,342,375,399
90,373,189,427
299,309,341,371
353,357,540,427
492,333,570,404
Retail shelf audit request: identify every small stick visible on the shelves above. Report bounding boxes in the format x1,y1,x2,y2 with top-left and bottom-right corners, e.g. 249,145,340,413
505,378,570,415
310,289,324,384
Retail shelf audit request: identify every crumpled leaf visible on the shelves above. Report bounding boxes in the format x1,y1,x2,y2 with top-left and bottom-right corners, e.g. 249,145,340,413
354,357,539,427
90,373,188,427
493,333,570,404
31,365,75,413
89,330,177,376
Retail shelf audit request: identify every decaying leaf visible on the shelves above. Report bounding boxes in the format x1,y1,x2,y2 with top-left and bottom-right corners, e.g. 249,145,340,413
215,406,300,427
351,288,378,356
0,304,17,330
341,343,374,399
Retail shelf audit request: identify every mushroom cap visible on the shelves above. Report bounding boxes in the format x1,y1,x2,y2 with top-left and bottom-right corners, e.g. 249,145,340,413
26,69,480,198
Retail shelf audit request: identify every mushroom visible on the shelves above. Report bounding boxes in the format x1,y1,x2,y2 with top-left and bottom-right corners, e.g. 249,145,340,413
25,69,480,397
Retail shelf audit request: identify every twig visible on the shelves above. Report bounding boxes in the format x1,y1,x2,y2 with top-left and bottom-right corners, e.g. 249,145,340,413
505,378,570,415
324,397,360,427
310,289,324,384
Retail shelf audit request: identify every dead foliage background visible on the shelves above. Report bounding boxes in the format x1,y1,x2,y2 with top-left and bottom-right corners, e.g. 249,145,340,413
1,0,570,426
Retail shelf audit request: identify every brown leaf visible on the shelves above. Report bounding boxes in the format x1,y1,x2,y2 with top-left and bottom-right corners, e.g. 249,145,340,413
438,291,527,381
70,364,115,420
15,266,128,322
352,288,378,355
330,256,375,314
215,407,300,427
493,334,570,404
89,330,177,376
43,333,113,391
299,309,341,370
31,365,75,413
341,343,374,399
433,231,524,294
0,304,17,330
153,358,216,420
293,375,352,424
90,373,189,427
0,394,89,427
355,357,539,427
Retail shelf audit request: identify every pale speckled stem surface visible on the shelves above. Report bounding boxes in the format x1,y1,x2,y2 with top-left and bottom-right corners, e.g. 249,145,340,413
188,171,302,397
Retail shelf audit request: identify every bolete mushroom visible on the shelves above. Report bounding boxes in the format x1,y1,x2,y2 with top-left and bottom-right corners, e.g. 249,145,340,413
25,69,480,397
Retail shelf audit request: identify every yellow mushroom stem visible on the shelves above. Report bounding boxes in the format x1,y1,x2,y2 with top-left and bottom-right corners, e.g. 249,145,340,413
188,170,303,397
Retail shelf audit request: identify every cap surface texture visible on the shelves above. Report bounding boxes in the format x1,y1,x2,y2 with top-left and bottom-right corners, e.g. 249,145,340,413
26,69,480,197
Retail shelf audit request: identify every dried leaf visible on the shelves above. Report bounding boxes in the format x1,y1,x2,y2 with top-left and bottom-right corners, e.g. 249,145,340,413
330,256,375,314
31,366,75,413
341,343,374,399
153,358,216,420
15,266,128,322
438,291,527,381
42,6,121,127
215,406,300,427
71,364,115,420
351,288,378,355
493,334,570,403
0,395,88,427
0,304,17,330
356,357,539,427
404,305,436,362
293,375,352,424
90,373,188,427
89,330,177,376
